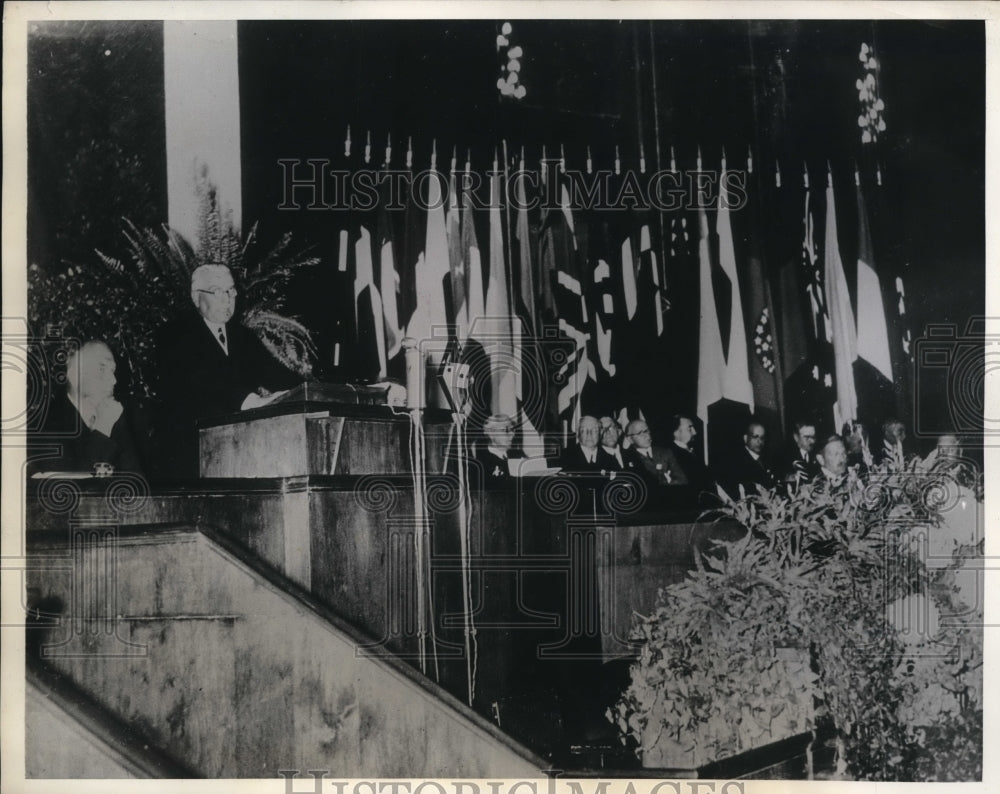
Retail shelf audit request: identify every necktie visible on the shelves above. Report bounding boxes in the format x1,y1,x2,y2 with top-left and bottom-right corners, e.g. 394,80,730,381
218,328,227,351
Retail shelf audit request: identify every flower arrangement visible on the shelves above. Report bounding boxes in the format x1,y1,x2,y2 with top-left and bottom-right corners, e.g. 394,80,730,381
28,171,319,398
609,453,983,780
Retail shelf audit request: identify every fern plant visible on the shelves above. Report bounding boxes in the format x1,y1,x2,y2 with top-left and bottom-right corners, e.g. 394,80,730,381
28,171,319,398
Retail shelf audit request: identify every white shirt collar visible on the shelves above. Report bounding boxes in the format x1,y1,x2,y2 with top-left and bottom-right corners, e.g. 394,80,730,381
487,445,508,460
203,317,228,351
745,447,760,461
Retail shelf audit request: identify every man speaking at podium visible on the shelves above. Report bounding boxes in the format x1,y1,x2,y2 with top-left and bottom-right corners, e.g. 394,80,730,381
156,264,295,477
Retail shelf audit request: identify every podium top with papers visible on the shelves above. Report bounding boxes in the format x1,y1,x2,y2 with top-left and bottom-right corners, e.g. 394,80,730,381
197,381,411,428
197,381,449,478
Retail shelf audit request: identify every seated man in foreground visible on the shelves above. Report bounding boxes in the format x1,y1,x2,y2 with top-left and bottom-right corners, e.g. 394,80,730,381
815,434,849,490
156,264,296,476
31,340,149,475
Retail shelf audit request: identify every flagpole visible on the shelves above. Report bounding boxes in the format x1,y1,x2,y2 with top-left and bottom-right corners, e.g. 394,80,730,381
502,140,515,324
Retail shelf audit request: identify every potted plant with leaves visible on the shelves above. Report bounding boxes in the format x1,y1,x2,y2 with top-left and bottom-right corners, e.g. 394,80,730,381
609,454,983,780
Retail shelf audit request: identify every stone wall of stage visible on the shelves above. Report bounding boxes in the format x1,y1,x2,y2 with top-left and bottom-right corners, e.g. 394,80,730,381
25,524,546,778
26,471,744,730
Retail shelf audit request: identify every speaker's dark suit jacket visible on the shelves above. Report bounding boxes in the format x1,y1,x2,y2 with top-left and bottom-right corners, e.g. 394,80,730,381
156,313,296,476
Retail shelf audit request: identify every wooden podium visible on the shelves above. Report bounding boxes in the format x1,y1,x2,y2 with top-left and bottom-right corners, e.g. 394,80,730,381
198,381,449,478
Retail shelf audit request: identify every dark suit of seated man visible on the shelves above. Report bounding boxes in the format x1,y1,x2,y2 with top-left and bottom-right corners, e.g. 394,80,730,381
595,418,626,472
30,341,149,475
874,418,912,467
155,264,297,477
621,418,705,511
559,415,604,473
473,414,524,481
721,421,779,500
664,414,718,499
781,420,821,485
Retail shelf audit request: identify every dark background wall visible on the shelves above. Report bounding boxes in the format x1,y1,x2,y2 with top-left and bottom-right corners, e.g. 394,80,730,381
27,20,167,273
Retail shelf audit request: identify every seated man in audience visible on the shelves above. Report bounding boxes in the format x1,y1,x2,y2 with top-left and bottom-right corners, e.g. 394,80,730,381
876,418,910,467
560,415,603,472
596,417,625,472
156,263,297,476
623,419,685,486
721,420,778,499
666,414,717,496
930,433,982,496
815,434,849,490
474,413,523,480
31,340,149,475
782,420,821,484
843,421,873,477
934,433,962,463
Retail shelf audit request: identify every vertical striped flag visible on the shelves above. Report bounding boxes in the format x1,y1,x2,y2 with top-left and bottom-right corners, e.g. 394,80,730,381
823,175,858,431
353,220,387,379
447,169,468,342
696,202,725,453
376,178,403,364
855,182,893,381
486,167,517,417
717,158,754,409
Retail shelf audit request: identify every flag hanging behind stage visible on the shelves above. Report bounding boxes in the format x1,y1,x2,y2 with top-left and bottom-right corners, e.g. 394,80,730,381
824,175,858,431
717,158,754,411
855,182,893,382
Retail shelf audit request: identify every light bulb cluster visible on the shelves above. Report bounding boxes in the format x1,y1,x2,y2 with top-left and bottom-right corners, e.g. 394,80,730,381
856,42,886,144
496,22,527,100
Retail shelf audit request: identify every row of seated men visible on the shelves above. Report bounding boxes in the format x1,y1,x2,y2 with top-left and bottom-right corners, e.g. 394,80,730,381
474,410,968,506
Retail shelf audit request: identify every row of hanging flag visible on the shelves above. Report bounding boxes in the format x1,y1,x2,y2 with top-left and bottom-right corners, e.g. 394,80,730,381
328,143,904,454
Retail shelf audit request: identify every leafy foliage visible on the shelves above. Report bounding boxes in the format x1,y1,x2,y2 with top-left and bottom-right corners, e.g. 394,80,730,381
609,455,983,780
28,172,319,397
